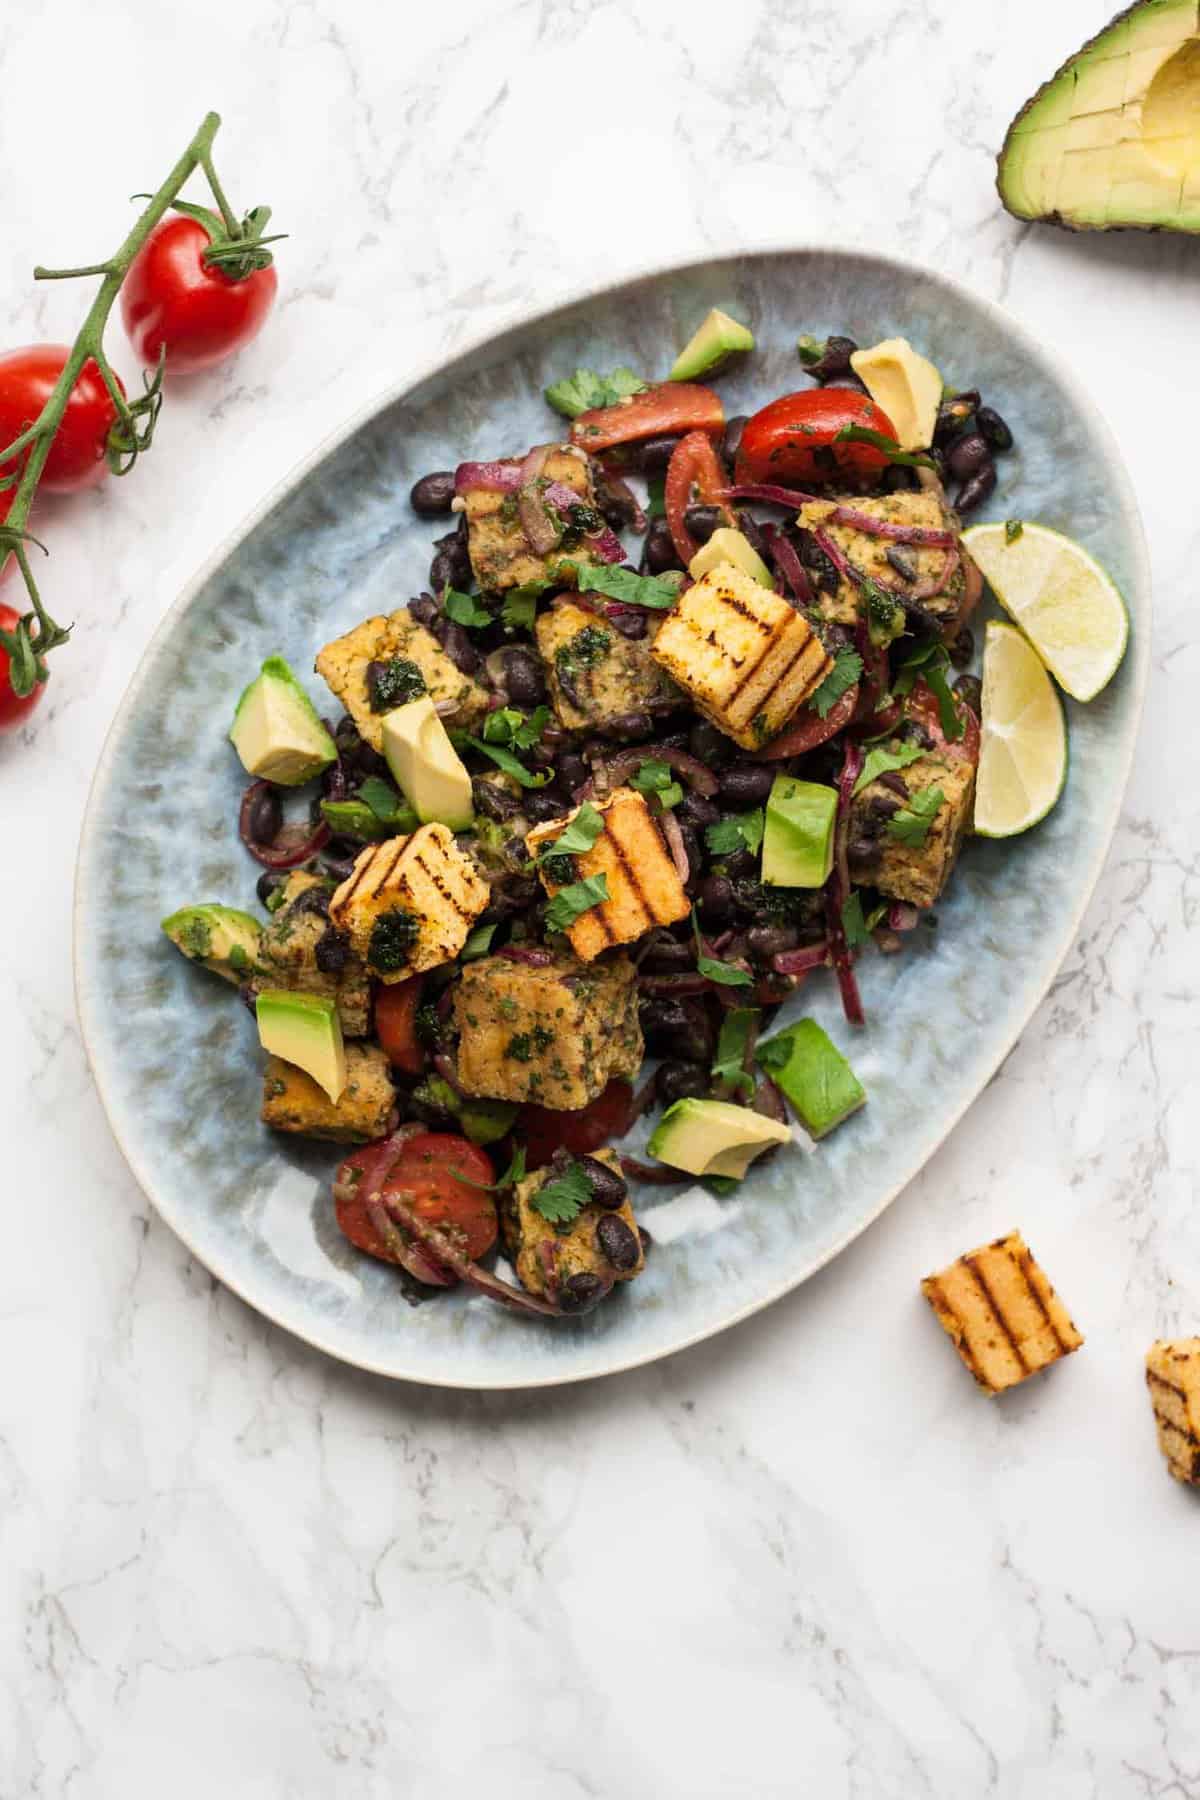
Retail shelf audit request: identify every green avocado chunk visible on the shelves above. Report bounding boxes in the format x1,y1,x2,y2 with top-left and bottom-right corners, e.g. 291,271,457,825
669,307,755,381
647,1096,790,1180
997,0,1200,234
414,1074,519,1146
256,989,346,1102
762,776,838,889
229,655,337,787
688,527,774,590
161,904,265,984
757,1019,866,1139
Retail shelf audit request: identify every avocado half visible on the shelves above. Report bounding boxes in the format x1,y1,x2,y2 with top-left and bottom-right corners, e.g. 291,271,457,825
997,0,1200,232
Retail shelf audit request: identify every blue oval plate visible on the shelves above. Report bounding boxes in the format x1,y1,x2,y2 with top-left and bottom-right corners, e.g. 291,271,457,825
74,249,1149,1388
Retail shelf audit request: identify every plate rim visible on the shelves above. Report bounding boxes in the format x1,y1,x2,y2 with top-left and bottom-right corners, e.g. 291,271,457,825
73,242,1151,1389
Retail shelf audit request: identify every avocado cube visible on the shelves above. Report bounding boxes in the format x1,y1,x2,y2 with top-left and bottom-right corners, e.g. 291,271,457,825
848,750,975,909
381,696,474,830
688,526,773,589
161,904,266,985
756,1019,865,1138
315,607,490,753
260,1042,395,1143
502,1148,645,1307
535,602,679,732
229,656,336,787
646,1097,790,1180
256,989,346,1102
762,776,838,889
669,307,754,382
797,491,966,629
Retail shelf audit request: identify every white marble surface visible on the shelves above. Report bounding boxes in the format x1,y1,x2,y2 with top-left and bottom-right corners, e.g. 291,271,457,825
2,1,1198,1793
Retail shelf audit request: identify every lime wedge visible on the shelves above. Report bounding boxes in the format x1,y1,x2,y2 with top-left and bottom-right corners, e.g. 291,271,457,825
962,521,1128,702
974,622,1067,838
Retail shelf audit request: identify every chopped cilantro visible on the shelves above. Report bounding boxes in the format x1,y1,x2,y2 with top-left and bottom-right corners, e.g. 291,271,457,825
887,786,944,848
569,563,685,610
506,1025,554,1063
465,734,551,789
656,781,684,811
852,742,926,797
544,873,609,933
864,578,905,648
691,906,753,988
712,1007,759,1098
1005,519,1024,543
500,583,547,631
543,801,605,860
840,892,885,948
368,657,427,712
442,587,492,629
922,659,966,741
705,809,765,857
483,705,549,752
646,475,666,520
808,646,863,718
367,908,420,973
630,759,673,795
460,921,499,961
530,1159,595,1224
833,423,936,471
543,366,648,419
541,852,577,886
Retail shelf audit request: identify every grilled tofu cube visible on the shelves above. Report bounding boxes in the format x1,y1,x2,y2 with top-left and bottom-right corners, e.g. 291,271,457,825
536,601,679,730
649,562,832,750
261,1043,395,1142
250,871,371,1036
849,749,975,909
502,1148,645,1307
526,786,689,960
452,950,642,1108
330,823,489,980
315,607,489,752
1145,1339,1200,1486
797,490,966,629
462,446,599,593
922,1231,1083,1395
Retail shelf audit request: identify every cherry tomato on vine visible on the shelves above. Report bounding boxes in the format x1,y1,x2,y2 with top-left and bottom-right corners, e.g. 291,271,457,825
0,347,121,493
735,389,898,487
0,602,45,733
121,215,278,375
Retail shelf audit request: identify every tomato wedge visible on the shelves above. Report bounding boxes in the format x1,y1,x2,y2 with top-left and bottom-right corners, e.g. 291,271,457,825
571,382,723,453
664,431,736,564
735,389,898,487
374,976,426,1075
905,676,981,764
335,1132,497,1285
759,684,858,758
518,1080,634,1171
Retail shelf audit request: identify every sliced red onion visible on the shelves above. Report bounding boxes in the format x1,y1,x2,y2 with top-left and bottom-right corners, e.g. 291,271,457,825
771,942,830,975
518,484,561,557
432,1052,464,1095
760,523,813,605
580,522,626,565
498,944,556,966
659,807,690,884
593,466,646,533
336,1126,449,1287
827,504,955,547
717,482,820,509
812,526,855,585
520,443,555,485
455,459,523,495
888,902,921,931
872,542,961,603
824,886,865,1028
238,780,331,870
599,745,719,798
367,1197,561,1317
620,1155,688,1186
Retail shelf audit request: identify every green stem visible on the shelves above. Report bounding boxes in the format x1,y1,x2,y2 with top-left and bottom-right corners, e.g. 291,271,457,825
31,261,115,281
198,148,241,238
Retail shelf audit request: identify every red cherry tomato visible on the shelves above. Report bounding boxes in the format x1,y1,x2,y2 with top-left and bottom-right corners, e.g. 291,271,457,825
0,601,45,733
571,382,724,453
759,683,859,758
0,347,121,493
518,1079,634,1171
735,389,898,487
664,430,736,563
905,676,981,763
373,976,426,1075
335,1132,497,1285
121,215,278,374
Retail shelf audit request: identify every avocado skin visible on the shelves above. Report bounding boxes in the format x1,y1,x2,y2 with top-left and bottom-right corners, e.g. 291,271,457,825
995,0,1200,235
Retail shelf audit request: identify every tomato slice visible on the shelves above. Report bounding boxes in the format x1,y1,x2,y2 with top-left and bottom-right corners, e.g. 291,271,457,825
758,683,858,758
735,389,898,486
571,382,724,453
374,976,426,1074
664,431,736,564
335,1132,497,1285
517,1080,634,1171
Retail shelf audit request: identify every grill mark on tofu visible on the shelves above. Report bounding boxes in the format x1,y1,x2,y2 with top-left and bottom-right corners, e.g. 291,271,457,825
1016,1243,1068,1352
729,625,826,713
1147,1370,1194,1422
413,851,473,923
962,1252,1029,1372
923,1277,987,1385
603,815,653,934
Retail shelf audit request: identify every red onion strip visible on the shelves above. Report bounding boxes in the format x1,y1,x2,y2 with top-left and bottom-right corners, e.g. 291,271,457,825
337,1127,451,1287
716,482,820,509
760,523,813,605
238,781,331,870
827,505,956,547
498,944,556,966
752,1077,789,1124
771,942,830,976
598,744,719,798
659,807,690,883
869,542,961,603
368,1198,562,1317
454,459,523,495
825,738,866,1027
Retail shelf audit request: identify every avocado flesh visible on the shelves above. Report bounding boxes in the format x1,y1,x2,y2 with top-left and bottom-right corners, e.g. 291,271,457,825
256,990,347,1102
669,308,754,381
230,656,337,786
647,1097,790,1180
998,0,1200,232
689,529,774,590
162,904,265,984
382,696,474,830
761,777,838,889
757,1019,865,1139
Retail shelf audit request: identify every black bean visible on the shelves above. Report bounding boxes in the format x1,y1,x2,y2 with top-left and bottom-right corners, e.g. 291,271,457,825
409,471,457,515
430,527,471,591
697,873,734,924
721,415,747,470
885,545,918,583
634,435,681,475
735,509,771,561
556,752,587,795
579,1155,628,1209
746,923,799,959
955,462,997,514
799,334,857,381
256,870,285,908
677,791,719,830
290,884,331,919
685,504,724,545
641,935,693,972
848,837,883,867
320,852,358,884
524,791,568,824
948,627,974,670
876,770,910,799
609,609,646,640
798,529,840,596
946,432,990,483
315,927,350,974
881,465,919,493
975,405,1013,453
642,516,683,575
429,549,457,592
687,719,734,769
407,593,440,628
718,763,774,807
247,785,282,845
472,776,520,822
503,646,545,706
721,846,758,880
934,390,979,444
606,710,654,741
558,1272,611,1313
439,620,481,675
954,673,983,715
656,1061,710,1106
639,997,714,1064
596,1213,641,1271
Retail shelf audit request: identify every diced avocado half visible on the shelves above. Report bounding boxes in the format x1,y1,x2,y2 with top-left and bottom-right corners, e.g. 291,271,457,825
647,1097,790,1180
762,776,838,889
689,529,774,590
757,1019,865,1139
669,307,755,381
162,904,265,984
849,339,942,452
230,656,337,787
997,0,1200,233
382,696,474,831
257,990,346,1103
415,1074,519,1146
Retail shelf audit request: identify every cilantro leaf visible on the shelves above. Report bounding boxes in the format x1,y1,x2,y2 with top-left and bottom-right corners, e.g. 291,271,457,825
657,782,684,811
712,1006,759,1098
922,659,966,741
483,705,549,752
442,587,492,629
531,1159,595,1223
808,646,863,718
840,892,886,949
543,366,648,419
889,637,942,702
452,1141,527,1193
705,810,765,857
646,475,666,520
887,786,944,848
460,921,499,961
500,582,548,631
833,423,937,470
630,759,672,795
545,873,609,933
542,801,605,860
691,906,753,987
1005,519,1024,543
852,742,926,797
569,563,684,610
465,735,551,789
356,776,416,827
755,1034,791,1076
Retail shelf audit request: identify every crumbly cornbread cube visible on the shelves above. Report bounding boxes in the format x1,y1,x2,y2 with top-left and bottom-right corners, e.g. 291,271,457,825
463,447,597,593
502,1148,645,1306
922,1231,1083,1394
797,490,967,629
250,871,371,1036
330,824,489,981
848,749,976,909
315,607,489,751
526,785,689,961
452,950,642,1108
535,601,679,730
649,562,832,749
1146,1339,1200,1485
260,1044,395,1142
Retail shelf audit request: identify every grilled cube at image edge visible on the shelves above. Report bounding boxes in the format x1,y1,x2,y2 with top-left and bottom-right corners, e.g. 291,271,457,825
330,823,489,980
503,1148,645,1305
798,490,967,630
315,607,489,752
248,870,371,1036
649,562,832,750
536,602,680,731
848,752,975,910
261,1043,395,1143
526,786,689,961
1146,1339,1200,1486
452,950,642,1108
921,1231,1083,1395
463,447,601,593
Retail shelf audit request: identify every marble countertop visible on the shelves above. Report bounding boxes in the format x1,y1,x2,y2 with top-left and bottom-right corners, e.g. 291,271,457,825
3,1,1197,1793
